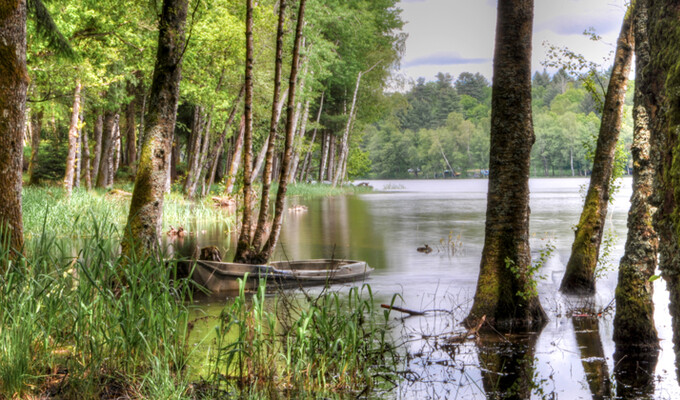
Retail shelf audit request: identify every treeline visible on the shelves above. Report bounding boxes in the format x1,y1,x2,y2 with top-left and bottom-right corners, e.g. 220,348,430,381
25,0,404,193
364,69,633,179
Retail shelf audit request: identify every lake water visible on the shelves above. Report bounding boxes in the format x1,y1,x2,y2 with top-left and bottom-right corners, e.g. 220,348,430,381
180,177,680,399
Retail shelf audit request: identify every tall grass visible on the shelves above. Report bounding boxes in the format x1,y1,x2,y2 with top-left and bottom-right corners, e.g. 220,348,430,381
203,279,401,397
22,186,234,239
0,217,193,398
284,182,374,197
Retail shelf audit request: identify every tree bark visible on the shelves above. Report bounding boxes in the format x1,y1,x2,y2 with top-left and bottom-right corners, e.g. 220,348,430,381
27,110,42,185
204,84,244,196
333,72,363,187
300,92,324,182
613,0,659,356
64,81,82,197
224,115,245,195
560,9,634,294
183,105,204,196
289,99,310,183
251,88,288,184
647,0,680,375
319,131,329,182
251,0,288,251
463,0,546,331
74,109,83,188
259,0,307,261
91,112,103,185
82,115,92,190
0,0,28,258
96,111,114,188
234,0,256,260
125,83,137,170
122,0,188,258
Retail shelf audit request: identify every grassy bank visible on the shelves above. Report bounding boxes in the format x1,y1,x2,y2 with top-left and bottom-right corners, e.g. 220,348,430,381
22,186,233,240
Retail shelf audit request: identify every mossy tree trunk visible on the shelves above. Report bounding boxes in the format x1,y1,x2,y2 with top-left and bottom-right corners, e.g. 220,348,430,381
96,111,115,188
647,0,680,377
560,9,634,294
613,0,660,358
91,112,103,185
122,0,188,259
63,80,82,197
463,0,547,331
0,0,28,258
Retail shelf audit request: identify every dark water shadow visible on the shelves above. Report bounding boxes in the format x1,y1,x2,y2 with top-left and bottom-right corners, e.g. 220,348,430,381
613,348,658,399
476,328,543,399
572,315,612,399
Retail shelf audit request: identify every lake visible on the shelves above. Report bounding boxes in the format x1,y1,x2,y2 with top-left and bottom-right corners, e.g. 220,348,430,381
180,177,680,399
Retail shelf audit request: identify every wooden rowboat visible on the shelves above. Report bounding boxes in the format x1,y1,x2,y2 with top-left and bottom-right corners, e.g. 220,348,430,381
183,259,373,293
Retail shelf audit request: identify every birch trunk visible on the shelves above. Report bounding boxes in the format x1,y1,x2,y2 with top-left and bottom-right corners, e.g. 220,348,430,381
64,81,82,197
300,92,324,182
224,115,245,194
289,99,310,183
91,113,103,185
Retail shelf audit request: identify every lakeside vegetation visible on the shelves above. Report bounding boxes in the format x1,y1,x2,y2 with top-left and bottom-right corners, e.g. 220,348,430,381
364,70,633,179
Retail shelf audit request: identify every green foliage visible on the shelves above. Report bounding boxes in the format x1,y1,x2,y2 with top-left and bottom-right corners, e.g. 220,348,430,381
207,279,400,395
504,240,554,301
0,217,192,398
31,139,68,182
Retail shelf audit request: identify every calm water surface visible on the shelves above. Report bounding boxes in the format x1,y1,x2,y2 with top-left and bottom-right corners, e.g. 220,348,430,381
181,177,680,399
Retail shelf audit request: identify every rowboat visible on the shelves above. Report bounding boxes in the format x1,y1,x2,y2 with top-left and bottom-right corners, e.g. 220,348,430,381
182,259,373,293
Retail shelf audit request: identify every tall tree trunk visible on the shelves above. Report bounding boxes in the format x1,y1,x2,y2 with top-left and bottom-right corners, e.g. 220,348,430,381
28,110,42,185
74,109,83,188
125,83,137,170
112,115,121,180
613,0,659,362
319,131,329,182
64,81,82,197
137,89,147,159
96,111,114,188
463,0,546,331
560,9,634,294
122,0,188,258
224,115,245,195
259,0,307,261
82,116,92,190
301,92,324,182
192,113,212,198
234,0,256,260
204,84,244,196
289,99,310,183
252,0,290,249
91,113,103,185
647,0,680,375
251,88,289,184
184,105,204,196
0,0,28,258
333,72,362,187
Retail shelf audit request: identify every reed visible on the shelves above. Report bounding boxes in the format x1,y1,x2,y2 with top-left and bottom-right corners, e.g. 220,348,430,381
22,186,234,239
284,182,374,197
0,217,193,398
204,279,401,397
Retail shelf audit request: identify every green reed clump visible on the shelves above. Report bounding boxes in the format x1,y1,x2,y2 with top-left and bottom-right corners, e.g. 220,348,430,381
0,216,194,399
284,182,374,197
206,280,400,397
22,186,234,239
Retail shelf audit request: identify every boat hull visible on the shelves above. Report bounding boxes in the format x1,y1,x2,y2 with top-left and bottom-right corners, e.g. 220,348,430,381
184,259,373,293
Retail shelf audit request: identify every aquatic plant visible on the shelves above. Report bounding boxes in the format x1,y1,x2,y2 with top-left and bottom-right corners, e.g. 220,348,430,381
205,280,401,396
0,216,193,398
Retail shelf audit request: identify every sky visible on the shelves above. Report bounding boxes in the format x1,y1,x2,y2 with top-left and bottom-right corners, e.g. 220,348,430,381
393,0,628,86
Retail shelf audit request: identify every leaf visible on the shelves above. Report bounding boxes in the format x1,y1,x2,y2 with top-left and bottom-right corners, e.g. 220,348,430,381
648,274,661,282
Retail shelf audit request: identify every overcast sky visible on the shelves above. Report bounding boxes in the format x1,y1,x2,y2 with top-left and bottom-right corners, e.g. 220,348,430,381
394,0,628,86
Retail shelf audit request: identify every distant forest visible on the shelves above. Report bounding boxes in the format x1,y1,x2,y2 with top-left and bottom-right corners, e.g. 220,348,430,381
363,70,633,179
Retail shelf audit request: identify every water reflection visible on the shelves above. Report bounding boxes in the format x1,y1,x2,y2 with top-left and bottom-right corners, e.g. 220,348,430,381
572,316,611,399
476,330,542,399
614,348,658,399
171,177,680,399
